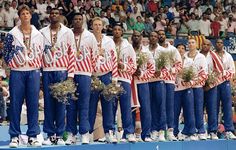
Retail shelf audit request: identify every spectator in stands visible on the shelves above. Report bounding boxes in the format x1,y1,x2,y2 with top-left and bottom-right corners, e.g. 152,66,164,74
58,7,68,26
66,2,76,26
218,14,228,37
46,0,55,8
119,14,128,32
111,0,123,13
41,6,52,27
3,2,16,30
187,13,199,35
199,12,211,36
143,17,154,37
10,0,18,14
200,0,213,13
173,4,180,23
210,7,220,22
146,0,158,14
84,0,93,11
106,8,116,35
36,0,47,21
165,5,174,22
126,11,135,31
230,6,236,19
131,6,141,22
133,16,145,33
211,16,221,37
0,5,6,29
166,19,176,38
4,5,43,148
153,14,166,32
30,6,41,29
177,16,189,38
189,1,202,18
131,0,143,15
227,14,236,37
122,0,132,14
158,7,167,19
93,1,102,16
215,39,236,140
56,0,68,13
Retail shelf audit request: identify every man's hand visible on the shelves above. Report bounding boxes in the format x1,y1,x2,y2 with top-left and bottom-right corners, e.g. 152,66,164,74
118,63,124,70
134,68,141,76
155,70,161,77
181,81,192,87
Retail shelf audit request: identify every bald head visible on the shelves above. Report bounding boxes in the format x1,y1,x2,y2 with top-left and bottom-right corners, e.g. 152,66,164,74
202,39,212,52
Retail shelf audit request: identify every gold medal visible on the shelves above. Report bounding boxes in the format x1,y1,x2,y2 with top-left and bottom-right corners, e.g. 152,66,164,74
51,46,57,52
76,51,80,57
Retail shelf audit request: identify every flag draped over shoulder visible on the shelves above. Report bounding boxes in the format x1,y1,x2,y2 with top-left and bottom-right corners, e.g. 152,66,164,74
188,35,205,49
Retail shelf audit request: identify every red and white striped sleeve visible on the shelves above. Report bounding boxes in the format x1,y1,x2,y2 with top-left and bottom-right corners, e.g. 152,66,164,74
123,45,137,75
139,52,155,80
223,52,235,81
67,30,76,77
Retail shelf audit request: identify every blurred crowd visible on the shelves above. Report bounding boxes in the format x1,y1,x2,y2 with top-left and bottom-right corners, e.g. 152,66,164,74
0,0,235,38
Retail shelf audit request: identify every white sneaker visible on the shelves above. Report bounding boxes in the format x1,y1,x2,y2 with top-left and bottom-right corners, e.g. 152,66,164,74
225,132,236,140
81,132,90,144
42,136,56,145
97,137,106,142
144,137,153,142
65,133,76,145
105,130,117,143
126,134,136,143
120,138,127,142
56,137,65,145
209,133,219,140
28,137,42,147
178,133,187,141
167,129,178,141
198,133,207,140
135,134,143,142
187,134,198,141
151,131,159,141
9,137,19,148
116,130,124,142
158,130,166,142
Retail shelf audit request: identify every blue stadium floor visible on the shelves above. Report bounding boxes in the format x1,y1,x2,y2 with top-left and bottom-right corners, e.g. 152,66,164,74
0,125,236,150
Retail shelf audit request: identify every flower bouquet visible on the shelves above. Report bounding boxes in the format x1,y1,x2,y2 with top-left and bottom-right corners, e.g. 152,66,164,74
136,52,148,67
101,81,125,101
205,71,220,87
91,75,105,92
181,66,196,82
155,51,174,71
50,79,77,105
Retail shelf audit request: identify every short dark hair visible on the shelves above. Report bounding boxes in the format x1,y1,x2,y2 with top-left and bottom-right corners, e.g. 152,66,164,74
18,4,31,16
176,43,186,50
73,13,83,19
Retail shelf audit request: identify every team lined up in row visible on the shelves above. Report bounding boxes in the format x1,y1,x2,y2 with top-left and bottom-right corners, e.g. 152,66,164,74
4,4,236,148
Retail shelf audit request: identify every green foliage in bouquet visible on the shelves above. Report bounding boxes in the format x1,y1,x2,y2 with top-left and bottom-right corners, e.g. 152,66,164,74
155,51,175,71
91,75,105,92
136,52,148,67
101,81,126,101
205,71,219,86
50,79,77,105
182,66,196,82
